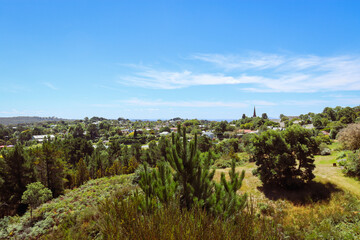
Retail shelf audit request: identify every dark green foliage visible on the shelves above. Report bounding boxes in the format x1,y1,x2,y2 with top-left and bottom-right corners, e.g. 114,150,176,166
62,137,94,165
283,125,317,183
70,123,85,138
1,145,34,210
197,135,212,152
341,150,360,178
159,126,171,132
252,125,317,188
139,125,247,220
252,130,296,187
138,162,177,211
86,123,99,140
21,182,52,220
157,136,169,161
75,158,90,186
143,140,162,166
138,163,157,211
209,159,247,218
166,127,215,209
32,139,65,197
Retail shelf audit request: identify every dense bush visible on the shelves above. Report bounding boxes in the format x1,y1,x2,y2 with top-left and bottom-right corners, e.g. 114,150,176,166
338,123,360,150
251,125,318,188
341,150,360,178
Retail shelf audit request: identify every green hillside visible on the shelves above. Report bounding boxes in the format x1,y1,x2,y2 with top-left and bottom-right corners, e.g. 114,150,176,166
0,175,133,239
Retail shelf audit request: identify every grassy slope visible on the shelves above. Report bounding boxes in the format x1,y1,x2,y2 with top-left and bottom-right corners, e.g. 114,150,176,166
214,145,360,238
215,146,360,197
0,175,133,239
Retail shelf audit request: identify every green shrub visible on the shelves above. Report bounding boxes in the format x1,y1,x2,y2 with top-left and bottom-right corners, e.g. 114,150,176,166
342,150,360,178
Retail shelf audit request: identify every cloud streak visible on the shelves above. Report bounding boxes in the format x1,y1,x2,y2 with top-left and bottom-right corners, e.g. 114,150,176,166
43,82,58,90
118,53,360,93
116,98,275,108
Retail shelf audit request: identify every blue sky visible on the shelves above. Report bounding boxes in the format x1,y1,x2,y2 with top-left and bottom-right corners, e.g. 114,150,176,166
1,0,360,119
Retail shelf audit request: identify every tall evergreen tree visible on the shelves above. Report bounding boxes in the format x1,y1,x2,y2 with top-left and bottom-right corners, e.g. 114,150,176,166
75,158,90,186
1,144,34,211
167,126,215,209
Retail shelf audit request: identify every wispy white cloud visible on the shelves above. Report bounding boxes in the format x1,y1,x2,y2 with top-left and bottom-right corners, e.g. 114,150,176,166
118,53,360,93
116,98,276,108
0,109,45,116
192,53,285,70
119,70,265,89
43,82,58,90
281,100,329,106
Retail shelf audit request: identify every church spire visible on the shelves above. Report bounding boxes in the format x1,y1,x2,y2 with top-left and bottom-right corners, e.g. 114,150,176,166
253,106,256,118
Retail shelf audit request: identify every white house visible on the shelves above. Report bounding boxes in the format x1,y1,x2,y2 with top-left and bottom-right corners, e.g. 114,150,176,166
202,132,215,139
32,135,55,142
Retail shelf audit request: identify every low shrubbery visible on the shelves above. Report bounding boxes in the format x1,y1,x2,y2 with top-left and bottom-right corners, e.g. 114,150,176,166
341,150,360,178
0,175,131,239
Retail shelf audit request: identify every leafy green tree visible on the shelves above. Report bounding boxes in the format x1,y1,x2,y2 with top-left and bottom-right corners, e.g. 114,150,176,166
283,125,317,183
21,182,52,220
19,130,32,143
252,130,296,187
341,150,360,177
197,135,212,152
337,107,356,123
214,121,228,138
63,137,93,165
252,126,317,188
323,107,337,121
159,126,171,133
261,113,268,120
71,124,84,138
86,124,99,140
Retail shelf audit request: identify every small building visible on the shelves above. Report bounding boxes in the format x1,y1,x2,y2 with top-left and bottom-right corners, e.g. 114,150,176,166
202,132,215,139
303,124,315,130
32,135,55,142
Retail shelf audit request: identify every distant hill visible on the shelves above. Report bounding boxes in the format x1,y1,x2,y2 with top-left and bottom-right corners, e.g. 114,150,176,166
0,116,70,125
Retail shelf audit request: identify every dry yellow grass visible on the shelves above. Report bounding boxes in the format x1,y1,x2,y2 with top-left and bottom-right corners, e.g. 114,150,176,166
314,158,360,197
214,152,360,198
214,162,262,196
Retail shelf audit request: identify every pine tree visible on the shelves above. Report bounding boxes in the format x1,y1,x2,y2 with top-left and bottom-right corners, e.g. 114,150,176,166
2,144,34,206
139,161,177,212
137,125,248,219
166,126,215,209
40,140,65,197
209,159,247,218
75,158,90,186
138,162,157,211
152,161,177,205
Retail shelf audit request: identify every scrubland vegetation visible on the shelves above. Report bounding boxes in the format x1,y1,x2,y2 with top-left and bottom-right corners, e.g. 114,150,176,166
1,105,360,239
